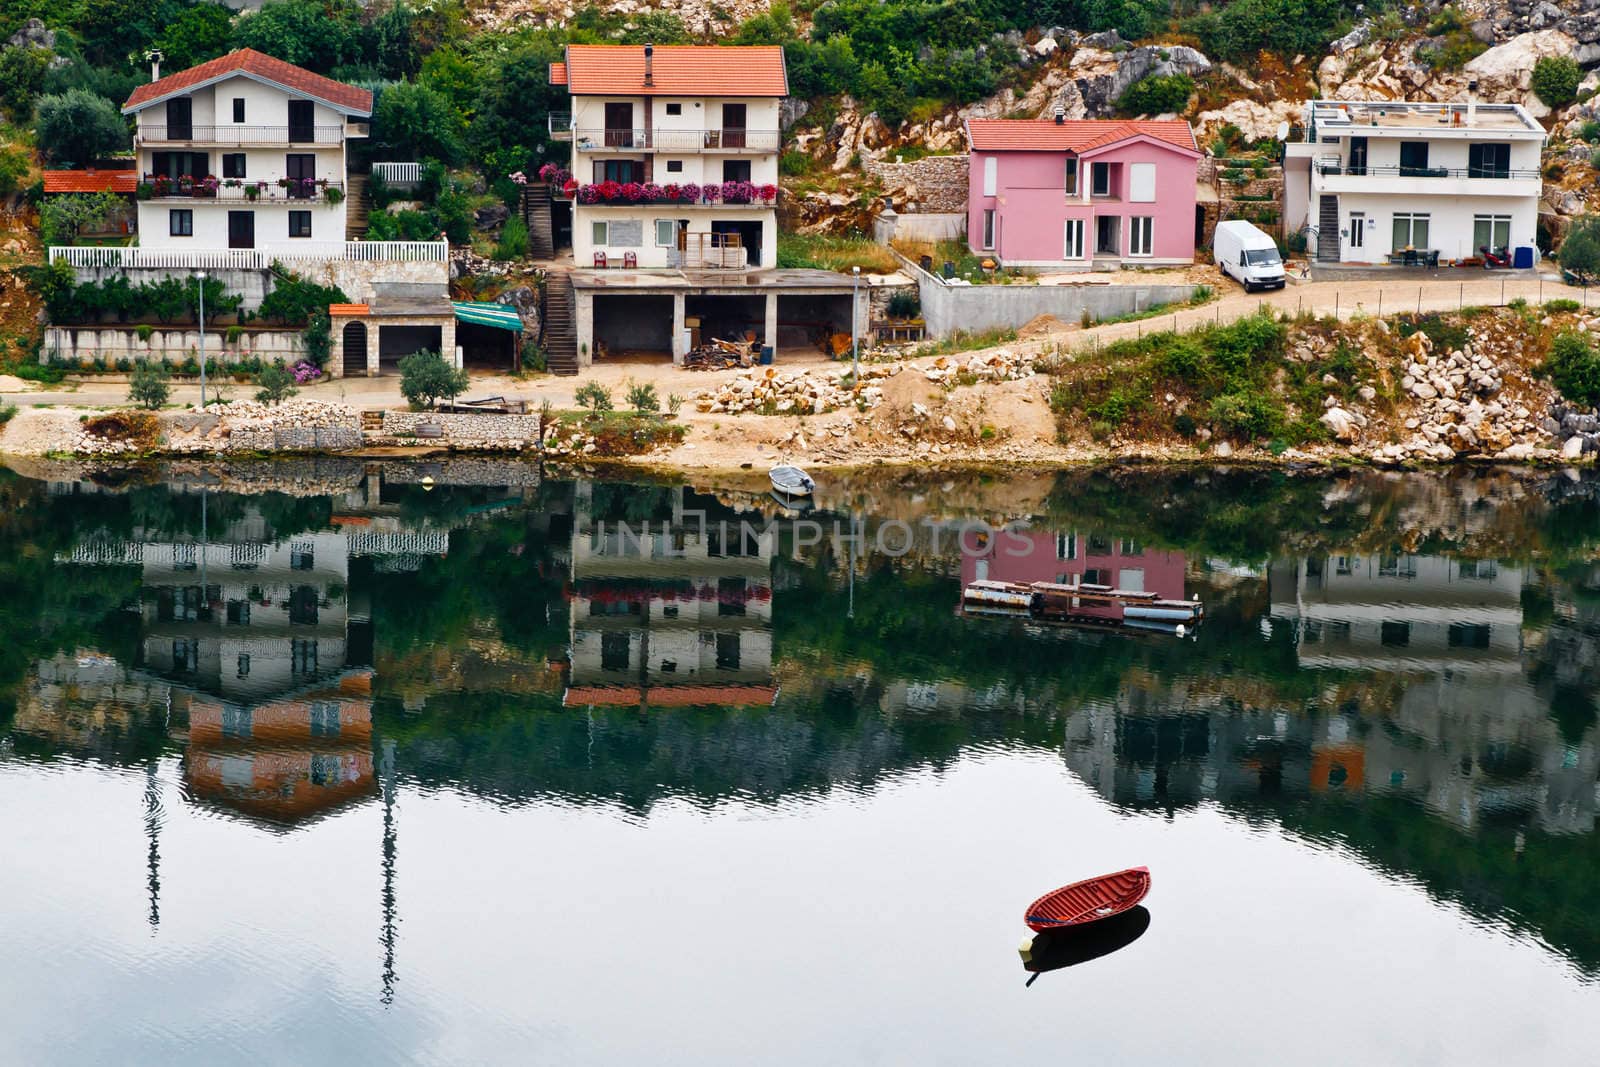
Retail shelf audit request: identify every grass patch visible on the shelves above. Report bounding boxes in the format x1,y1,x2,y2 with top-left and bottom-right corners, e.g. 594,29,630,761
909,327,1019,358
550,411,687,457
776,233,899,274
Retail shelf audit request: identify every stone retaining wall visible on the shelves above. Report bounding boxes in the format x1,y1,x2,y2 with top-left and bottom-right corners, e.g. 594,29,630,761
61,259,449,312
864,154,970,213
382,410,543,445
45,326,303,364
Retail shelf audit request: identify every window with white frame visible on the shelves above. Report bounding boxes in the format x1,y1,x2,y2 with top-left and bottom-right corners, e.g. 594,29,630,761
1129,163,1155,202
592,220,609,246
655,219,676,246
982,156,997,196
1063,218,1084,259
1091,162,1111,197
981,208,995,250
169,209,192,237
1391,212,1430,252
1130,216,1153,256
1473,214,1511,253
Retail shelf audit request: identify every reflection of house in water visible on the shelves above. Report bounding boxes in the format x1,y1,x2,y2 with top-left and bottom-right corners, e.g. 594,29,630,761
565,482,775,708
960,529,1186,595
1269,554,1525,673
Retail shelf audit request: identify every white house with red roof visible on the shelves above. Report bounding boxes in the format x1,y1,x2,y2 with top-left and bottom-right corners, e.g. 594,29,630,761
550,44,786,270
120,49,373,255
965,117,1201,269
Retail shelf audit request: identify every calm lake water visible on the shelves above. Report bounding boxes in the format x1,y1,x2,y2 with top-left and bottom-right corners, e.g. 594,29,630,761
2,459,1598,1065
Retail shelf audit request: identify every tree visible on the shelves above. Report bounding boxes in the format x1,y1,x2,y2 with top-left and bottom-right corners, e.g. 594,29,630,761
1543,332,1600,410
1559,218,1600,285
255,361,298,404
1532,56,1582,109
470,37,564,177
574,381,613,416
626,383,660,415
0,45,50,123
0,144,30,198
399,350,469,409
155,4,234,71
1117,74,1195,117
370,2,420,79
39,191,123,246
373,81,464,164
129,361,171,410
232,0,360,72
34,90,129,165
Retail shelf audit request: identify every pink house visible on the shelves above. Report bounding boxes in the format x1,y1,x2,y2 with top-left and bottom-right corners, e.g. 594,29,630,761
965,118,1201,269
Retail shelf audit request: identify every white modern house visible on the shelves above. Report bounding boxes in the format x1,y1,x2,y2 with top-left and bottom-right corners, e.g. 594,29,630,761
120,49,372,255
1283,98,1544,265
550,44,785,270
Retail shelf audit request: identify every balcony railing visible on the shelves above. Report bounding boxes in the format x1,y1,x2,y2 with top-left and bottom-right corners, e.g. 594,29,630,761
137,124,347,145
141,180,346,202
371,162,421,188
549,113,573,140
572,128,780,153
49,241,448,270
1313,160,1539,180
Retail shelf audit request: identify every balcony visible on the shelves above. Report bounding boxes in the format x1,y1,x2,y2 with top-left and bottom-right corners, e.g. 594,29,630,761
139,179,347,203
1311,159,1541,198
572,128,780,153
548,113,573,140
137,124,348,146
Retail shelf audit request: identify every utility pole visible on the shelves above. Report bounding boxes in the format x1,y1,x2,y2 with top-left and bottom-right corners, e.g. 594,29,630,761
851,265,861,382
196,271,208,407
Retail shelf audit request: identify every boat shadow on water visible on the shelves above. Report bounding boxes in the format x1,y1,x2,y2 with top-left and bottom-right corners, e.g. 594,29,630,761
1020,906,1152,987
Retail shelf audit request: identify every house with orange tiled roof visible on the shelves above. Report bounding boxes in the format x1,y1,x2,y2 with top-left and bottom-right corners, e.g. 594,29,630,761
964,115,1201,269
119,49,373,255
550,44,786,272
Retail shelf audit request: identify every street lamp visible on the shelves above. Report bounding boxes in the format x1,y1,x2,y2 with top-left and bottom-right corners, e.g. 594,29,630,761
195,270,208,407
851,265,861,382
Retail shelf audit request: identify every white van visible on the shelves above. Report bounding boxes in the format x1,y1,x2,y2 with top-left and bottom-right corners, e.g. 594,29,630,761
1214,220,1286,292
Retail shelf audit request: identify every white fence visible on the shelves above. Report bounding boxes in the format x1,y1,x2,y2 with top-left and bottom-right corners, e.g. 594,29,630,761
372,162,422,187
49,242,448,269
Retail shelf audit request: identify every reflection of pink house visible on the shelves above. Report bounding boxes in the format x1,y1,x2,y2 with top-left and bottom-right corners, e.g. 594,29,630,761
965,119,1200,269
960,530,1186,597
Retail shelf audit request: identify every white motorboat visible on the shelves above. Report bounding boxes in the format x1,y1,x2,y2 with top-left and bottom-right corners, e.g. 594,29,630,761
769,465,815,497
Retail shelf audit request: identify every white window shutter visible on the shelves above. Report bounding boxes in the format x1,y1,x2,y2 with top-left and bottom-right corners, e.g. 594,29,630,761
982,156,997,197
1129,163,1156,202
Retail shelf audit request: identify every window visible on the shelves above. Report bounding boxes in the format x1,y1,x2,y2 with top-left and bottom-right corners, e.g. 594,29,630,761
169,209,193,236
288,210,312,238
232,98,245,123
1458,559,1498,580
722,159,751,183
982,156,997,196
1473,214,1510,254
666,159,683,173
1348,136,1368,175
1448,623,1492,648
665,102,682,116
222,153,246,179
172,639,198,673
592,220,609,246
236,653,250,678
1063,218,1084,259
1398,142,1430,175
222,706,252,738
226,600,251,625
981,208,995,250
310,701,341,737
655,219,676,246
1380,620,1411,647
1091,162,1111,197
600,631,630,671
291,638,318,675
1064,157,1078,196
1348,211,1364,249
1129,162,1155,202
1130,216,1153,256
716,632,741,670
1056,533,1077,560
1468,142,1510,178
597,159,642,183
290,543,314,570
718,577,748,617
1392,213,1430,252
289,585,319,625
1082,568,1107,586
1119,539,1142,556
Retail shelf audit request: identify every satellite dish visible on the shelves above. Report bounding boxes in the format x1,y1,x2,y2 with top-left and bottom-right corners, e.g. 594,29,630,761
1275,120,1290,141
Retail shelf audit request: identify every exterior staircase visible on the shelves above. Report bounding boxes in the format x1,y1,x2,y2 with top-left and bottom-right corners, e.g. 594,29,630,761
360,410,385,433
541,270,578,376
1316,195,1339,262
346,173,371,240
522,183,556,259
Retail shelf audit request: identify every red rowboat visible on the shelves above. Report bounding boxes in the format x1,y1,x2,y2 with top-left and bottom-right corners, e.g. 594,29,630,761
1024,867,1150,932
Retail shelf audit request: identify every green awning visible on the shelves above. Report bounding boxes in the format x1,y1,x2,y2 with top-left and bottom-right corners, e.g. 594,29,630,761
453,302,523,331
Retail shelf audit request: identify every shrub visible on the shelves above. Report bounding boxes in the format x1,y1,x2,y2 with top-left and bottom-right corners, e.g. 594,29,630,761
225,325,245,345
886,290,920,318
254,360,298,405
1208,390,1282,440
128,361,171,409
1532,56,1582,109
1559,217,1600,285
627,382,660,414
1190,284,1214,305
575,381,613,415
1592,148,1600,173
34,89,129,164
1545,299,1582,313
494,216,529,260
135,324,154,343
1580,119,1600,145
39,191,123,246
779,150,813,176
1543,331,1600,409
398,349,470,409
0,143,29,198
1117,74,1194,116
667,393,685,415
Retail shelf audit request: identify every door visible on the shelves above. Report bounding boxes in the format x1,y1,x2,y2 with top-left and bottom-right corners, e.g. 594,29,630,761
722,103,746,149
1095,215,1119,256
342,321,367,376
1348,211,1364,251
288,100,315,143
1348,137,1367,176
228,211,255,249
165,98,192,140
286,153,316,199
604,103,635,147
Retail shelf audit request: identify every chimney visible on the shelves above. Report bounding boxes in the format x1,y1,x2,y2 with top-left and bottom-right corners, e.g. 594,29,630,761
644,44,654,88
146,49,162,81
1467,78,1478,127
1054,106,1065,125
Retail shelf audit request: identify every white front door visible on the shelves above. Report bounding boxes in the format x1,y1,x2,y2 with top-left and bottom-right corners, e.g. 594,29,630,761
1347,211,1364,254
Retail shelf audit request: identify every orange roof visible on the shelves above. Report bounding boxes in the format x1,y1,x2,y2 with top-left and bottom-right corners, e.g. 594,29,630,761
550,62,567,86
563,684,779,708
43,170,137,194
561,45,786,96
328,303,370,316
966,119,1198,156
123,49,373,116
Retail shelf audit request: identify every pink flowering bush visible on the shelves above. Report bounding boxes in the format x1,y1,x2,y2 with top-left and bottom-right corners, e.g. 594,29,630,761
291,360,322,384
679,182,701,202
757,183,778,203
509,171,528,185
700,182,722,203
721,180,755,203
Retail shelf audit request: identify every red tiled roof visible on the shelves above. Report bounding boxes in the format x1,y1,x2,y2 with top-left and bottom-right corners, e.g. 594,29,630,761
123,49,373,115
550,61,567,86
43,170,137,194
562,45,787,96
563,684,779,708
328,303,370,316
965,119,1198,156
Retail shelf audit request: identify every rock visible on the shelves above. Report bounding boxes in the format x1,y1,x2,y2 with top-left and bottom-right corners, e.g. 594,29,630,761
1034,36,1059,57
1564,435,1587,459
1320,407,1362,442
1213,441,1234,458
473,203,510,230
1411,380,1439,400
941,414,957,432
6,18,54,50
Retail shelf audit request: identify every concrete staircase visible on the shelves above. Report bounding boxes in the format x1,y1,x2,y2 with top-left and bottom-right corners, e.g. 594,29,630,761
346,173,371,240
541,270,578,376
522,183,555,259
1316,195,1339,262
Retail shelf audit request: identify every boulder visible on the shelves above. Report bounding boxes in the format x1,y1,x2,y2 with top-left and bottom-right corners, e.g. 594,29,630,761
473,203,510,231
1320,407,1362,442
6,18,54,50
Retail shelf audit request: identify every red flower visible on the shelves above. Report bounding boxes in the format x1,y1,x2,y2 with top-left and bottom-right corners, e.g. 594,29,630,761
758,183,778,203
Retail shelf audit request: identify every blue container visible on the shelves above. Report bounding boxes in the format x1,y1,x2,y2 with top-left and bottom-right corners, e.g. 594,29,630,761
759,346,774,365
1513,246,1535,269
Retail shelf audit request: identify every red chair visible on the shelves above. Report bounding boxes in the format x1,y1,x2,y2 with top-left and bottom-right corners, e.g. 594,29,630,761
594,251,607,268
623,251,637,268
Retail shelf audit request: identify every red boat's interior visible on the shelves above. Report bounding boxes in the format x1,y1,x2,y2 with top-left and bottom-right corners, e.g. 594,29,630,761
1026,868,1150,928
